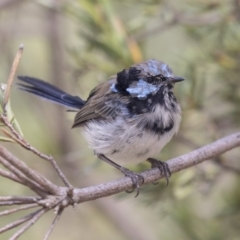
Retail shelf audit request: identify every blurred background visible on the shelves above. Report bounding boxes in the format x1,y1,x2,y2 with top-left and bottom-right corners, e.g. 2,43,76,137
0,0,240,239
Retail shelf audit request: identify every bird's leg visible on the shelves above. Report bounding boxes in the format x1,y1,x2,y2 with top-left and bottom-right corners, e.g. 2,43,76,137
98,154,144,197
147,158,171,186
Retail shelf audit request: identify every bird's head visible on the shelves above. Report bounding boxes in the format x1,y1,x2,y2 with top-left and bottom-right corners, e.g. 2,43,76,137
114,59,184,100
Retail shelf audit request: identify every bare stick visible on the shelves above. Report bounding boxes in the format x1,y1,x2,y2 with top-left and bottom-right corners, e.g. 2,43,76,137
4,44,24,107
1,131,240,206
0,196,40,202
9,208,48,240
0,208,42,234
0,201,32,206
43,208,64,240
0,166,47,197
47,156,73,189
1,115,73,189
0,145,59,195
0,168,23,184
0,155,50,196
71,132,240,203
0,203,38,216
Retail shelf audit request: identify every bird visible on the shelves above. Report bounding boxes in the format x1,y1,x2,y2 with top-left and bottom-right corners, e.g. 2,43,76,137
17,59,184,196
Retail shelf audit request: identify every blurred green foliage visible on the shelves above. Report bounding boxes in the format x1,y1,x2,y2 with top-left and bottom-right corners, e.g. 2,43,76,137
0,0,240,239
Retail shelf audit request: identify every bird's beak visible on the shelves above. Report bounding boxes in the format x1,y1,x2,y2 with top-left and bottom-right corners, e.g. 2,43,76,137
171,77,184,83
169,76,185,83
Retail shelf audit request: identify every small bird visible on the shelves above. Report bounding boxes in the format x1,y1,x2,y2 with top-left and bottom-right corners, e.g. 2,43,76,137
17,59,184,196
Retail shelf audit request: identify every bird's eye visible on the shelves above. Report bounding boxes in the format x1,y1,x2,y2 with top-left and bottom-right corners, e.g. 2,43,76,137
146,76,154,83
146,75,167,84
156,75,167,82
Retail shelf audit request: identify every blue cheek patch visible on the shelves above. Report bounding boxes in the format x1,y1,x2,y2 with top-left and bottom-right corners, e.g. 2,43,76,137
126,79,160,100
110,83,118,93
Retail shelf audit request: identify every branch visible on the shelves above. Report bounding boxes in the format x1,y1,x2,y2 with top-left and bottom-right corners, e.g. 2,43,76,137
4,44,23,107
176,134,240,175
71,132,240,203
9,208,48,240
0,147,58,196
1,132,239,203
1,115,73,189
0,203,38,216
43,208,63,240
0,208,42,234
0,132,239,238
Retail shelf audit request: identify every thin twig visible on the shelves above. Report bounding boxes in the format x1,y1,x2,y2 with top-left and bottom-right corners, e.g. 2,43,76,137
0,168,23,184
0,201,39,206
0,203,39,216
176,134,240,175
0,145,59,195
47,156,73,189
1,115,73,189
4,44,24,107
0,196,40,202
0,208,42,234
9,208,48,240
0,155,50,197
43,208,64,240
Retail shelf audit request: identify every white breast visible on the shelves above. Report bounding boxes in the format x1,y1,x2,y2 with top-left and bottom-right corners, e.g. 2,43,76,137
82,106,181,165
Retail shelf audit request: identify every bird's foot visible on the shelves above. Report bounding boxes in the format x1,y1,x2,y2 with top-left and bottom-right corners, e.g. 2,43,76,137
97,154,144,197
147,158,171,186
120,167,144,197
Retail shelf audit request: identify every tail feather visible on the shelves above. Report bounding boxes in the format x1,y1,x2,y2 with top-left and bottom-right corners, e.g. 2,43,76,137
17,76,85,109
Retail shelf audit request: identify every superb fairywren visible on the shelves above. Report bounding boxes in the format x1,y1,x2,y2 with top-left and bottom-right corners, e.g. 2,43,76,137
18,59,184,196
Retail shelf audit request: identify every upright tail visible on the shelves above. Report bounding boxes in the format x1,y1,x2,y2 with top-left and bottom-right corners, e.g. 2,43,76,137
17,76,85,109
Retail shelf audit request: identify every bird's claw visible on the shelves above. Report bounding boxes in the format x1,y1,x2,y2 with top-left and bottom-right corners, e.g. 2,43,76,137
120,167,144,197
147,158,171,186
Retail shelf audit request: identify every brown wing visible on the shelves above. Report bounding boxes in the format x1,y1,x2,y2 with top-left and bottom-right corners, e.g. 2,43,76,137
72,77,128,128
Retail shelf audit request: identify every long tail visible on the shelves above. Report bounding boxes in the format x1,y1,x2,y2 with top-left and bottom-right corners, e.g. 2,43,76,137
17,76,85,109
